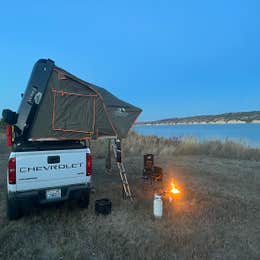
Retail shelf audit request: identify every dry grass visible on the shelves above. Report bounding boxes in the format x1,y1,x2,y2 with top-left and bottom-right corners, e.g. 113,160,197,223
91,131,260,161
0,134,260,259
0,133,8,155
0,132,5,140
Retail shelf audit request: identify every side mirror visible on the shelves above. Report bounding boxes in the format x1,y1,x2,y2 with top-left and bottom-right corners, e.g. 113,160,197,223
2,109,18,125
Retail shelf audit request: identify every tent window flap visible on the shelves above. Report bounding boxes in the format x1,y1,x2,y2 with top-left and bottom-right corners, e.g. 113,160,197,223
52,89,96,134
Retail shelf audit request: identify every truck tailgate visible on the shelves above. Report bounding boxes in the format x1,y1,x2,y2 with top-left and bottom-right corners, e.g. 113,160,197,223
15,148,87,191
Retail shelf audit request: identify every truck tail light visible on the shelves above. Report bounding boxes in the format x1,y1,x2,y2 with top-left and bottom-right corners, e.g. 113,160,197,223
86,153,92,176
6,125,13,147
8,157,16,184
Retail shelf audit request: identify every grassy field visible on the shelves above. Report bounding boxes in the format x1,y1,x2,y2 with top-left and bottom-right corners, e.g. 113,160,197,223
0,133,259,259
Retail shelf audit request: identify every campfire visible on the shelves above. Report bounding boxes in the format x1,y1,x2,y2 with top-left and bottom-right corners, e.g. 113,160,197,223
153,178,181,218
170,181,180,194
153,180,181,218
162,179,181,202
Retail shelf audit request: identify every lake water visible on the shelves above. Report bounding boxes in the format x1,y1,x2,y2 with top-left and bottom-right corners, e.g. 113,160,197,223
133,124,260,147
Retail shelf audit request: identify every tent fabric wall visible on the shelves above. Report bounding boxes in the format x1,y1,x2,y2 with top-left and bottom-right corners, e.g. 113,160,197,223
28,67,141,141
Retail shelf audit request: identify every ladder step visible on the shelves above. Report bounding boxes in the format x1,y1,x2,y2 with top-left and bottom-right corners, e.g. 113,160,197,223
112,139,134,200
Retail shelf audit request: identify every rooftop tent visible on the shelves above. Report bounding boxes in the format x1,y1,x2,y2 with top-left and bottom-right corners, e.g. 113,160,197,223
14,59,142,141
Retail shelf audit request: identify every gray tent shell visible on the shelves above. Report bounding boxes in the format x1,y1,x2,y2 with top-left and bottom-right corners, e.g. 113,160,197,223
15,59,142,141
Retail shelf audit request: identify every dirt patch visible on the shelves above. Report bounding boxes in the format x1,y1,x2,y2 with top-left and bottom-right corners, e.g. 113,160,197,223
0,139,259,259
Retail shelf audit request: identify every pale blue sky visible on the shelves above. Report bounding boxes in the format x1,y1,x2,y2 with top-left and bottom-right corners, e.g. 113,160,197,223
0,0,259,120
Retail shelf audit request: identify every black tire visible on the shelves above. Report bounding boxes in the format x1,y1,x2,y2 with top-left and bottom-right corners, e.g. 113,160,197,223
7,198,21,221
78,189,90,209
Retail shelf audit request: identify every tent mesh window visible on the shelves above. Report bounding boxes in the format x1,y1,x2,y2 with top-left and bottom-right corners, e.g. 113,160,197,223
52,89,97,134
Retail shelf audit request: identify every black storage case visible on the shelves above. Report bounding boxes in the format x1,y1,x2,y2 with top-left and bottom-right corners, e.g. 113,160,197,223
95,199,112,216
16,59,55,138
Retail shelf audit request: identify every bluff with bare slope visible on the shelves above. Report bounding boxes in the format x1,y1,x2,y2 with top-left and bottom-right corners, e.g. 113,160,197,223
137,111,260,125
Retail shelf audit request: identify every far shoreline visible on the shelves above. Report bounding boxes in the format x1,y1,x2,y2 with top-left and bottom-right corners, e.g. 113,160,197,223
136,120,260,126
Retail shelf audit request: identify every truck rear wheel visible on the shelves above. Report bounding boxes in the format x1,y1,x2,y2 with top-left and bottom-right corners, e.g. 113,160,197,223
7,198,21,220
78,189,90,209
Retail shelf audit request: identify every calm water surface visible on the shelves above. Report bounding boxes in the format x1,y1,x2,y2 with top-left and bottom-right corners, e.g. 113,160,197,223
134,124,260,147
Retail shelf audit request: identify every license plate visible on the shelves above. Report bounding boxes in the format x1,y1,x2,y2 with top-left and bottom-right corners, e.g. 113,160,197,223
46,189,61,200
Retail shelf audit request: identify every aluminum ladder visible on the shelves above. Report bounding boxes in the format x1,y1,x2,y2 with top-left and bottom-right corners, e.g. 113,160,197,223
112,139,134,201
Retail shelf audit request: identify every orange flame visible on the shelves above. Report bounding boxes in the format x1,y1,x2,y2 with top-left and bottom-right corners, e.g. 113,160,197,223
170,181,180,194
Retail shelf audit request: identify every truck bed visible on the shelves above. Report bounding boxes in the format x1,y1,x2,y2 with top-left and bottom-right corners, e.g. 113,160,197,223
13,140,86,152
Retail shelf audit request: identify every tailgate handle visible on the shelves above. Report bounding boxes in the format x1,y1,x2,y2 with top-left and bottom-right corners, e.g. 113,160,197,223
47,156,60,164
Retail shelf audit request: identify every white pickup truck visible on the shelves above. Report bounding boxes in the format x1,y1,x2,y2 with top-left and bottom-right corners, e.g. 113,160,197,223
3,58,141,220
6,140,92,220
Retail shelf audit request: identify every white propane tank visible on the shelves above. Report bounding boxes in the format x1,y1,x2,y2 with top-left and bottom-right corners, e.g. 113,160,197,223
153,194,163,218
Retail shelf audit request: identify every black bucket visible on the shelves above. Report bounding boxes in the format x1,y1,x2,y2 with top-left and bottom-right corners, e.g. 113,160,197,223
95,199,112,216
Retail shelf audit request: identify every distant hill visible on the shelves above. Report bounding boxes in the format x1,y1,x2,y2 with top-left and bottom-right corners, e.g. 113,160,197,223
137,111,260,125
